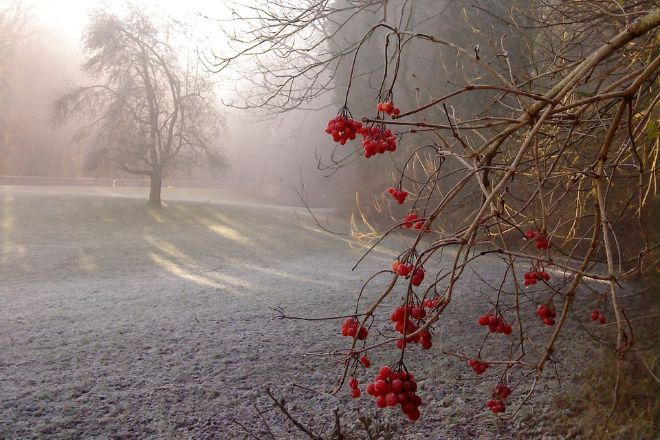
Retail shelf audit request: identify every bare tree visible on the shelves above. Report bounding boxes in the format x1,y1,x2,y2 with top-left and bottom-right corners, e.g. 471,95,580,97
54,7,224,206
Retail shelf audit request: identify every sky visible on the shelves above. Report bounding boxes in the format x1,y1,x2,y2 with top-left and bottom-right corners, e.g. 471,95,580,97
18,0,247,99
23,0,231,43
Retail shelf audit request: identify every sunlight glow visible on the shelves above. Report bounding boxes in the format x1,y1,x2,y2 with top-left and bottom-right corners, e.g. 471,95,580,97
205,223,253,247
237,262,338,286
25,0,232,46
149,253,256,291
77,253,98,272
0,196,14,264
144,234,257,292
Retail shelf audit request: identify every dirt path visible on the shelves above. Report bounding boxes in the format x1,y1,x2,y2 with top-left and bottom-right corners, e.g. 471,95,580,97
0,187,591,439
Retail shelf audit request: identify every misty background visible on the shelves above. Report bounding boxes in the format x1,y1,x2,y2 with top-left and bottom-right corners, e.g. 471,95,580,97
0,0,521,212
0,0,348,208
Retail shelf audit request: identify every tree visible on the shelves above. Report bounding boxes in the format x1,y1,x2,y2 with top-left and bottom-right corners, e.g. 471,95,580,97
54,7,224,206
0,0,30,102
213,1,660,434
0,0,30,171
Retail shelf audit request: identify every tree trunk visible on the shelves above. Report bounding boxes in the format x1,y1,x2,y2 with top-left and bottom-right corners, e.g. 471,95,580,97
149,172,162,206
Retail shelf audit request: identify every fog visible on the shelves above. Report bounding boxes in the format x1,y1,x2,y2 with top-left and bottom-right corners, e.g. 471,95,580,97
0,0,352,208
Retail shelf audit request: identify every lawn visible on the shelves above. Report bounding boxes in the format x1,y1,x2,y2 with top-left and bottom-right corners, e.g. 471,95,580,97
0,186,600,439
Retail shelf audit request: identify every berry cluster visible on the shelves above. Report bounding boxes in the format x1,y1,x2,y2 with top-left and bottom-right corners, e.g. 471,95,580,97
524,230,551,249
591,309,607,324
377,101,401,117
402,212,419,228
390,305,433,349
468,359,489,375
360,355,371,368
422,297,441,309
348,377,361,398
392,260,412,277
477,312,513,335
325,115,362,145
486,399,505,414
341,317,368,340
360,125,397,157
418,330,432,350
387,186,408,204
486,383,511,414
493,383,511,399
392,262,426,286
365,366,422,421
523,269,550,286
536,304,556,326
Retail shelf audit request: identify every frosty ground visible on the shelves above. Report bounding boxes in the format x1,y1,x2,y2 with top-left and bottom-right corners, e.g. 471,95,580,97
0,186,600,439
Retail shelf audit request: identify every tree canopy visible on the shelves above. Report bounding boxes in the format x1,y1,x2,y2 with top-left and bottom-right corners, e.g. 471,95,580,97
54,7,224,205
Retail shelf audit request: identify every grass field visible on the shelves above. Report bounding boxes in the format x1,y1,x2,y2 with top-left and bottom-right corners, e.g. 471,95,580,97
0,186,614,439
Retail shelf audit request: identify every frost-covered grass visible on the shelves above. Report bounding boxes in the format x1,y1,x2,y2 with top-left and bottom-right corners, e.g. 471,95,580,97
0,186,604,439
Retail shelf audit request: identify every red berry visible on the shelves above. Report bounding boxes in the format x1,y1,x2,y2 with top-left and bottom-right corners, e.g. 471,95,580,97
374,379,388,395
360,355,371,368
385,392,398,407
402,402,416,414
390,310,399,322
378,366,391,379
487,399,506,413
402,212,418,228
469,359,489,375
406,407,421,421
396,263,412,277
411,306,425,319
494,383,511,399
